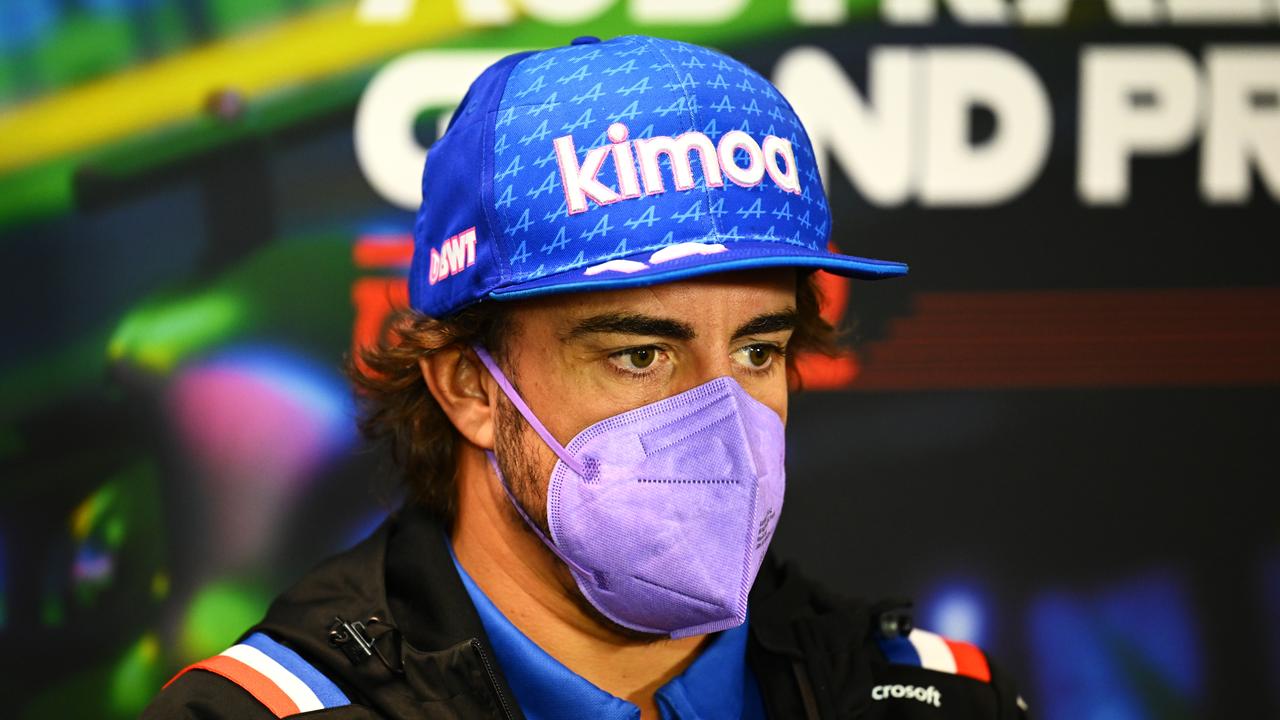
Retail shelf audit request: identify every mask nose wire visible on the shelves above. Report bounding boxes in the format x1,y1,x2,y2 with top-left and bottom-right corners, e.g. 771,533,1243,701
472,345,589,478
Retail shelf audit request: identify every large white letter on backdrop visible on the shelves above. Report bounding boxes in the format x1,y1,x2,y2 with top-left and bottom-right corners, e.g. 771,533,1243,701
456,0,615,24
630,0,746,23
920,46,1052,205
881,0,1011,24
1165,0,1275,23
773,46,914,206
355,50,509,209
1202,46,1280,203
1078,45,1202,205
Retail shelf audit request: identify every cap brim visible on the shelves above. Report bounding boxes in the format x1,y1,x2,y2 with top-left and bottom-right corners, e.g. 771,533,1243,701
488,241,907,302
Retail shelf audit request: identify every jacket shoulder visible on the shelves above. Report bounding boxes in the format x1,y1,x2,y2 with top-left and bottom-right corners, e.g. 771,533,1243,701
142,670,279,720
873,627,1030,719
747,560,1029,719
142,632,367,719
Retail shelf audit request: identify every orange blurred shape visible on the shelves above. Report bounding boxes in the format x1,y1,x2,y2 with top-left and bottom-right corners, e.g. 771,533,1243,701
351,234,414,374
351,277,409,373
793,244,861,390
794,348,861,390
354,237,414,269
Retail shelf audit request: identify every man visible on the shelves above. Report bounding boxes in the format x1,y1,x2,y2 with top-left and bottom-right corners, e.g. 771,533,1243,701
144,35,1028,719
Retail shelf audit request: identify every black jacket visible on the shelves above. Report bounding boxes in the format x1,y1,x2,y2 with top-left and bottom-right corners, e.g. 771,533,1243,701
143,505,1029,719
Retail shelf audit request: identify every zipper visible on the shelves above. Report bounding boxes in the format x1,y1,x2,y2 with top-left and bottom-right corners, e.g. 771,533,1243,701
792,659,821,720
471,638,516,720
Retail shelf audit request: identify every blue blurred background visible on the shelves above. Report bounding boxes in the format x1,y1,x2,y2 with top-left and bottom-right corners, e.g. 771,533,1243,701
1,1,1277,717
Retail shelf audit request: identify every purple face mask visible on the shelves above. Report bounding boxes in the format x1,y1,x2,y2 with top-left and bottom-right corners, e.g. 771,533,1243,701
472,346,786,639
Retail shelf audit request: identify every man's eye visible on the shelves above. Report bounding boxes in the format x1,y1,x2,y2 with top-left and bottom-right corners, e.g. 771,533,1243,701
610,346,662,373
734,344,782,371
626,347,656,368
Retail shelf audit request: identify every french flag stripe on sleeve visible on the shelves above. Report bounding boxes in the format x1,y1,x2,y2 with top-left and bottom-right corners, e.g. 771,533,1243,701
221,644,326,712
163,633,350,717
240,633,351,708
942,636,992,683
908,629,958,674
877,629,993,684
909,629,993,683
877,633,922,667
168,654,302,717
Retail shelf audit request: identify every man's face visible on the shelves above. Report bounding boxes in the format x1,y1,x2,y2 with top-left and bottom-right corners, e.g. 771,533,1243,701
491,266,796,537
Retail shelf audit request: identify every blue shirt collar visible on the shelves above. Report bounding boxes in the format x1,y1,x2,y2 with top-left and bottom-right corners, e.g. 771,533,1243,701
449,543,756,720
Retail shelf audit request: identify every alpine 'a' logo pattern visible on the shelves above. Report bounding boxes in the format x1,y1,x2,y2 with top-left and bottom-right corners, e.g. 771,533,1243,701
554,122,801,215
487,37,832,284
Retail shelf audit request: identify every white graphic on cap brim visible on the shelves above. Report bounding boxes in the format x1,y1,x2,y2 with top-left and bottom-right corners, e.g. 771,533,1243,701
649,242,728,264
581,242,730,276
583,259,650,276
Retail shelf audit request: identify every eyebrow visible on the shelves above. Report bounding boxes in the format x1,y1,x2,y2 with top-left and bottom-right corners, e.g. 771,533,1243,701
732,310,798,339
567,312,696,341
565,309,798,342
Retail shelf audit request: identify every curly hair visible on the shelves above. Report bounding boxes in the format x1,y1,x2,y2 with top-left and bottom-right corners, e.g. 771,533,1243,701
347,272,841,525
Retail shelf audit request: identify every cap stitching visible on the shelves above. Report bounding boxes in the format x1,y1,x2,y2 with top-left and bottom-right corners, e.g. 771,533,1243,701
487,51,545,290
480,107,513,290
645,38,723,242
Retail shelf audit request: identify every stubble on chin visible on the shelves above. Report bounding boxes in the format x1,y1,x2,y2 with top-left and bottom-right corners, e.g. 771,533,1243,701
491,394,666,644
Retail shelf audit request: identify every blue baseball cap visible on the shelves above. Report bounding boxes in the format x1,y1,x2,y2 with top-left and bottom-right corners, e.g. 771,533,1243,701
409,35,907,318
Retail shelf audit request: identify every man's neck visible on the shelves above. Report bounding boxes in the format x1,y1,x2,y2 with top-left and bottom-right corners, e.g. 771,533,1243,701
449,445,707,716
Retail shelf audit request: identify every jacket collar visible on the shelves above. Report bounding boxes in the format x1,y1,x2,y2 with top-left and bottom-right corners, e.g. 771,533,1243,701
248,502,876,720
253,504,523,719
746,555,877,719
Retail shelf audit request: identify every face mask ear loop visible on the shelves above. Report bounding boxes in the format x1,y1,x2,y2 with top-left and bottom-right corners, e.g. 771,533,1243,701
472,345,589,478
483,450,594,579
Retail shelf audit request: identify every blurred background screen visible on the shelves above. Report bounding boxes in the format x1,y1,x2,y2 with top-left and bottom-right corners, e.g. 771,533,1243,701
0,1,1277,718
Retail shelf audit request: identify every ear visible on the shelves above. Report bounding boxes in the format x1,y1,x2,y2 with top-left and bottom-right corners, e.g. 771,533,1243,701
420,347,497,450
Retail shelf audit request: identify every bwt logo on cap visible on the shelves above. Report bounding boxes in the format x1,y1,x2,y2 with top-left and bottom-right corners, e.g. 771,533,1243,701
554,121,801,215
428,226,477,285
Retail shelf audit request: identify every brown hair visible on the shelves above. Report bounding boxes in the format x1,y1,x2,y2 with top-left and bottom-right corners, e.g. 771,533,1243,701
347,273,841,524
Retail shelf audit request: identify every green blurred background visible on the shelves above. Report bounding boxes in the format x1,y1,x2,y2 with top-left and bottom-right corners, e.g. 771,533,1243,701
2,1,1278,717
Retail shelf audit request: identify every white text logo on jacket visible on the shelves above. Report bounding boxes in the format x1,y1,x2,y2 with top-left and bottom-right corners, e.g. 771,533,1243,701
871,683,943,708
